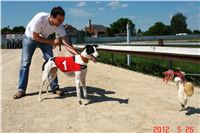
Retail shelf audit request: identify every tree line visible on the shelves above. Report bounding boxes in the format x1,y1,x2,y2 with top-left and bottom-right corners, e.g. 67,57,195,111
1,12,200,36
1,26,25,34
106,12,200,36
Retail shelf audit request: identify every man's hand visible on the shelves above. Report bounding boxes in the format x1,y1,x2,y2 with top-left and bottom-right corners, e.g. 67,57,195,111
32,31,61,48
52,38,62,49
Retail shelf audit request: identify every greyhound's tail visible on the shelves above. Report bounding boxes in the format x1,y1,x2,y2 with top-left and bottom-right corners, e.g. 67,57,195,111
42,57,56,71
42,60,48,71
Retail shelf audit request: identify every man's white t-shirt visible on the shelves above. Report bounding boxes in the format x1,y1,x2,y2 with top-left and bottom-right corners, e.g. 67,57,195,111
25,12,66,39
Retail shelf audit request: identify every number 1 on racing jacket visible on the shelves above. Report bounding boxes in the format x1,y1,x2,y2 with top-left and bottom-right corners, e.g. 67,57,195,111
53,56,82,72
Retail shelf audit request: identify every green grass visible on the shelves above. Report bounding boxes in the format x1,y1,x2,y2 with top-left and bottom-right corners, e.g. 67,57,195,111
99,51,200,85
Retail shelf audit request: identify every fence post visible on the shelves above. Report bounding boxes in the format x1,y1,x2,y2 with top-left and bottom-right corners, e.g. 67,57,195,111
158,39,164,46
111,53,114,64
169,60,173,69
127,22,131,66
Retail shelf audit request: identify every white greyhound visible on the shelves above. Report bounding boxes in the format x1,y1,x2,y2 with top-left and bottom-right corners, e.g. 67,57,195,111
174,77,194,109
163,69,194,109
39,45,99,105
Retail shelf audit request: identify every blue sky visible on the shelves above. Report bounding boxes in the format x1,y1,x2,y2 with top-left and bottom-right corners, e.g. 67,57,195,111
1,1,200,31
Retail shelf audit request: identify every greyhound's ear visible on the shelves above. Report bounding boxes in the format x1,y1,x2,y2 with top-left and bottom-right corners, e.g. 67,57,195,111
84,45,90,49
93,44,98,48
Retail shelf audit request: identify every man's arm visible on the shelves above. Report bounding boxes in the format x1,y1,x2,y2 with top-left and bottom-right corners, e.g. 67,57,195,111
61,35,79,55
32,32,59,46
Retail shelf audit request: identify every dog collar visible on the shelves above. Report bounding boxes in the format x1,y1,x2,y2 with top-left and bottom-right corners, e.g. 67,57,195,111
81,55,89,63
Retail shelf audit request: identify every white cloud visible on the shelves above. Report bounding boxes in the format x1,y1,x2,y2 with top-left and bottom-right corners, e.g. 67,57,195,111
98,7,104,11
108,1,128,9
121,4,128,8
77,1,86,7
197,13,200,18
96,1,101,4
69,8,93,17
124,16,136,20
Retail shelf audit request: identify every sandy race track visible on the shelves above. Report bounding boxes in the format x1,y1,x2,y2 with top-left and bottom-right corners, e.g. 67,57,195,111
1,47,200,133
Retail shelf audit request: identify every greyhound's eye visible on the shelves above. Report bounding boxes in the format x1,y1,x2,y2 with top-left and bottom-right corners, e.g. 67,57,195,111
86,46,94,54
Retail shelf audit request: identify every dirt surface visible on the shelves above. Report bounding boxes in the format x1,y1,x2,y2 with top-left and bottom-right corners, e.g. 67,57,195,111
1,48,200,133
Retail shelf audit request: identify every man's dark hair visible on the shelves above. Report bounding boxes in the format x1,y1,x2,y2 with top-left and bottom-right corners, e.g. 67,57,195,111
51,6,65,18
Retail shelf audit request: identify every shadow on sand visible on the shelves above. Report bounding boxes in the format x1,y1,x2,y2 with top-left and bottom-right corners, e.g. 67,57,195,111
180,106,200,116
25,86,128,105
61,86,128,105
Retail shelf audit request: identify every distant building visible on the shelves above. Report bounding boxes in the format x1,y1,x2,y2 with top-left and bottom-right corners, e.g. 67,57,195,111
64,24,78,35
1,24,79,49
63,24,79,43
1,33,24,49
85,24,107,37
85,20,107,37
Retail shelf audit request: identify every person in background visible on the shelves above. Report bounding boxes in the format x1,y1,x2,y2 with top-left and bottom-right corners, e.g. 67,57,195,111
13,6,78,99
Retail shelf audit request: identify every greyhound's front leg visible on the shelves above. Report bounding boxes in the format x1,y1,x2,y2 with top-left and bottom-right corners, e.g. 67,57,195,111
49,67,57,94
82,78,87,99
39,71,49,102
46,79,52,94
39,81,45,102
81,70,87,99
75,72,82,105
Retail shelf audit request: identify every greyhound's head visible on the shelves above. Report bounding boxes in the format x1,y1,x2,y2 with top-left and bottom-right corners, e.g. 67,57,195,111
81,45,99,63
174,77,182,86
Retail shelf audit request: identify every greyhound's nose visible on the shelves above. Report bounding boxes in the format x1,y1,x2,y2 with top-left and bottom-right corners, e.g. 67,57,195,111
97,55,100,59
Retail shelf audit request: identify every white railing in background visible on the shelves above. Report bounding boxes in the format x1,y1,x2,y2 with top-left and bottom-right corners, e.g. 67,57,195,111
85,34,200,43
74,45,200,64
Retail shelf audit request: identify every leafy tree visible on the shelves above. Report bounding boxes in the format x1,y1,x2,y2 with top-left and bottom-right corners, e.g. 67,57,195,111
164,25,172,35
170,12,188,34
186,29,192,34
143,22,171,35
149,22,165,35
137,28,143,35
12,26,25,33
1,26,25,34
106,27,114,36
109,18,135,35
193,30,200,34
1,27,12,34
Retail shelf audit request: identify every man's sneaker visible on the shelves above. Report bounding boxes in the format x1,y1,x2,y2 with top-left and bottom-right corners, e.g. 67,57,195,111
13,91,25,99
53,87,64,96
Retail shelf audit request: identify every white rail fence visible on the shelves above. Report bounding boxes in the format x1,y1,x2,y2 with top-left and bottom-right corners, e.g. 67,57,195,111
75,45,200,64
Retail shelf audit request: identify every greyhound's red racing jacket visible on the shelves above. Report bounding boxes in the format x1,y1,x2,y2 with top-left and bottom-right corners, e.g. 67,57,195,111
53,56,84,72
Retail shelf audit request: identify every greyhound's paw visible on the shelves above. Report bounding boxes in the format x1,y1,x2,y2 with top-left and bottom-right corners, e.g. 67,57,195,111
38,98,42,102
84,96,88,100
80,104,86,108
78,101,83,105
83,99,89,104
181,104,185,109
78,101,85,107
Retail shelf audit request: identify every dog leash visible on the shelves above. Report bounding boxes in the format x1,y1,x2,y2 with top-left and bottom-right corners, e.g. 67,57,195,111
53,33,80,54
53,41,81,55
53,33,62,52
